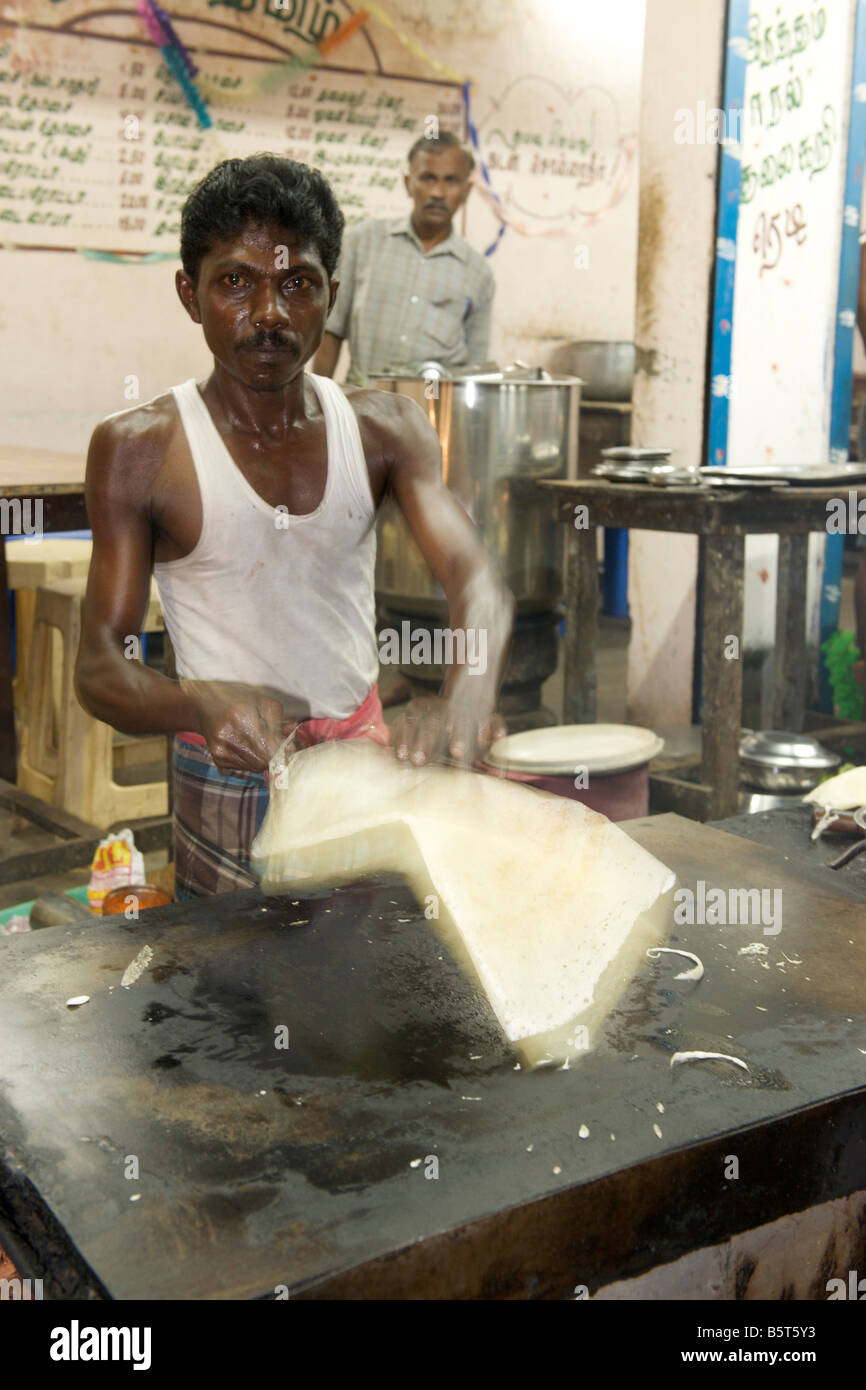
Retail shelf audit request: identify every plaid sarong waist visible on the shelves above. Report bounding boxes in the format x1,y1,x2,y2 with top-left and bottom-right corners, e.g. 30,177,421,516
172,684,388,899
172,738,268,899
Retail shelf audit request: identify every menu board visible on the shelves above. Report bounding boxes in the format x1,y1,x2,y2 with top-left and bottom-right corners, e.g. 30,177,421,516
0,16,461,252
725,1,853,467
713,0,857,651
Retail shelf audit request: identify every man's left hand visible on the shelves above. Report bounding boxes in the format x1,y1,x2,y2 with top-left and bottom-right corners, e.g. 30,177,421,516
393,694,506,767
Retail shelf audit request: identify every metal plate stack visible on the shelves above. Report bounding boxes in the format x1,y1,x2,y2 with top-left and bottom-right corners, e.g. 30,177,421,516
593,447,702,487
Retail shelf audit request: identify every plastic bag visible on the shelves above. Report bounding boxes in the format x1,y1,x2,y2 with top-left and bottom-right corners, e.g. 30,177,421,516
0,914,30,936
87,829,145,913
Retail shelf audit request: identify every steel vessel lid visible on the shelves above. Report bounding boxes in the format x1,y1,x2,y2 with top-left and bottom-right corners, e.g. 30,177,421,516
739,729,840,771
483,723,664,775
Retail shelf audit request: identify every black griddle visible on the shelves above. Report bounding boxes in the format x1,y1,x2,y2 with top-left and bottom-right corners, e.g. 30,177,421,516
0,811,865,1300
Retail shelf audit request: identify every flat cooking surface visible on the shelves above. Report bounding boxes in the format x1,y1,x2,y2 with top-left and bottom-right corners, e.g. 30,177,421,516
1,814,865,1299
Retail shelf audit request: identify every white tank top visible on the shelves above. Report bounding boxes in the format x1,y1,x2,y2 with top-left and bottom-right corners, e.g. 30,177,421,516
153,373,379,721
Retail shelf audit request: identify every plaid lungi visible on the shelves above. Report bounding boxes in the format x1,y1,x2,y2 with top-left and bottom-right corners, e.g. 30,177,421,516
173,685,389,899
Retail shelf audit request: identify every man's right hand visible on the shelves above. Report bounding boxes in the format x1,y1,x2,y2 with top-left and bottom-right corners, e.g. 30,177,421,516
184,681,291,773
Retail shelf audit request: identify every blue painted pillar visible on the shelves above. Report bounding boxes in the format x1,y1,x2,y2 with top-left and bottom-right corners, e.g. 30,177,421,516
820,0,866,710
603,528,629,618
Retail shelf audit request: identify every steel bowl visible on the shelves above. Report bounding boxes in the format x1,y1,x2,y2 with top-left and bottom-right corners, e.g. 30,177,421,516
737,789,805,814
551,341,635,401
738,729,841,792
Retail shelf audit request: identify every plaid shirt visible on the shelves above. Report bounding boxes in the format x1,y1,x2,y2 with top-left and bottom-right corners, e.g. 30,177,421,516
326,215,495,384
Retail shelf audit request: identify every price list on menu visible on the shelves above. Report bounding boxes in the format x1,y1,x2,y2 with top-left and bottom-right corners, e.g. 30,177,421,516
0,27,461,252
727,2,853,466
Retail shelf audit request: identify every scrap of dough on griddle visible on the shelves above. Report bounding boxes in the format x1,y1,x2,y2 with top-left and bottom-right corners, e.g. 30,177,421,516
803,765,866,810
251,741,675,1057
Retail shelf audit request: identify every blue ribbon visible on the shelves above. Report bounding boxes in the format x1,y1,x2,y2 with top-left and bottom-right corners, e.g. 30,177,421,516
462,81,506,257
162,43,211,128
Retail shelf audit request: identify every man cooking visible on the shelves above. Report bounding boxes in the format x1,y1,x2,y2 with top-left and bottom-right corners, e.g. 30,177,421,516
75,154,513,898
312,131,495,384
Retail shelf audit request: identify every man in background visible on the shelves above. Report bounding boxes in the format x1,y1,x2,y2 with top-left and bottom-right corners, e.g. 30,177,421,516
313,131,495,383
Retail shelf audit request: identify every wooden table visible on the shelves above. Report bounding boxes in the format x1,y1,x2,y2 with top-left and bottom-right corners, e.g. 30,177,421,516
541,477,866,820
0,446,87,782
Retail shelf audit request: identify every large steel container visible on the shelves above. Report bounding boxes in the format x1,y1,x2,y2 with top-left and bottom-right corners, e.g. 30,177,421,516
373,367,581,615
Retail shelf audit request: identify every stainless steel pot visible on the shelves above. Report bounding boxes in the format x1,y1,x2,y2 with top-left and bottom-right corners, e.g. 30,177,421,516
550,341,635,402
373,367,581,615
738,729,840,792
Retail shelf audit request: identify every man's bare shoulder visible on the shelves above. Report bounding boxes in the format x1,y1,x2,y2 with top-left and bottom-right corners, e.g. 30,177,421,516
92,388,178,452
343,383,433,453
88,389,182,489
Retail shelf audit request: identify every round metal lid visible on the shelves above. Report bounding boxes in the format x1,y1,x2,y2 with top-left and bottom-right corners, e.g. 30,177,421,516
739,729,840,771
483,723,665,775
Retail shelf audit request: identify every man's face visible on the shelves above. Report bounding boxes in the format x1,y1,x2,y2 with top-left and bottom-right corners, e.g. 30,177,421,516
175,221,338,389
404,146,472,230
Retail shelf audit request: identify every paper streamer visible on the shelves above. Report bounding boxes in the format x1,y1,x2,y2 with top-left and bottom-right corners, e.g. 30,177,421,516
197,49,315,103
462,81,506,256
161,41,212,127
135,0,170,48
79,249,179,263
361,1,467,84
197,11,370,104
319,8,369,56
149,0,199,76
135,0,211,128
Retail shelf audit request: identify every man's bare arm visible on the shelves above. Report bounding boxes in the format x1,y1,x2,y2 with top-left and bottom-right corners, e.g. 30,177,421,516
75,419,284,771
312,331,343,377
75,418,197,732
372,393,515,762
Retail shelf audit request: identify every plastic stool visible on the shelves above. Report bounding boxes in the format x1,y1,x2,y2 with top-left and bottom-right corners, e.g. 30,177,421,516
5,538,93,711
17,577,168,827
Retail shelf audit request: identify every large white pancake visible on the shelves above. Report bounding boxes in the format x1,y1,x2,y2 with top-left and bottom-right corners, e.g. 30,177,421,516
251,741,675,1053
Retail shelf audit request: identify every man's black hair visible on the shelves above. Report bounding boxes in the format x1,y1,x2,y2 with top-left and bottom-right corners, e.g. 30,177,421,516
407,130,475,176
179,154,345,282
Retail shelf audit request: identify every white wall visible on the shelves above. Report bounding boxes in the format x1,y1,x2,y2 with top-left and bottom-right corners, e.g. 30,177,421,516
460,0,645,364
0,251,212,449
625,0,727,727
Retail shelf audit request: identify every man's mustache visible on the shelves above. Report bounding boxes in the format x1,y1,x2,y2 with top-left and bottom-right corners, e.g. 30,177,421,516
424,200,449,211
239,334,294,350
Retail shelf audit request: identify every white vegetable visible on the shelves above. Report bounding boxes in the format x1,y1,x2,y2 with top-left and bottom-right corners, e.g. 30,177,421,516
646,947,704,981
121,944,153,990
810,808,840,841
670,1050,750,1074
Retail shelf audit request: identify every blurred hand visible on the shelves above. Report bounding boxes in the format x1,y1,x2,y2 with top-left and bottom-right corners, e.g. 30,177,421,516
393,694,507,767
184,680,293,773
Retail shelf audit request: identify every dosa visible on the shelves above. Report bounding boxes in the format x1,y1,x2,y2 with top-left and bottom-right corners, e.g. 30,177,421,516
251,741,675,1059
